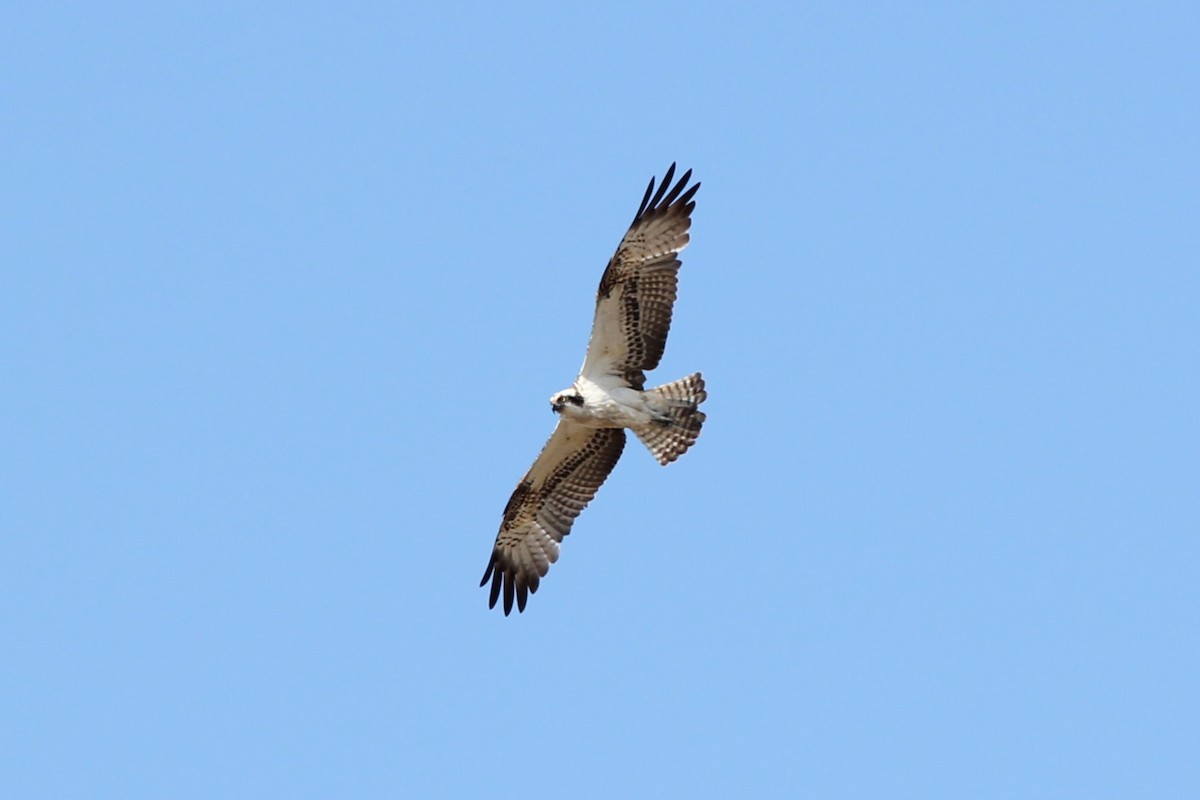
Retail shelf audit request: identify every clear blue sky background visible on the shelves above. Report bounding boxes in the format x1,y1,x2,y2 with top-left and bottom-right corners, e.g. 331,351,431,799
3,3,1197,797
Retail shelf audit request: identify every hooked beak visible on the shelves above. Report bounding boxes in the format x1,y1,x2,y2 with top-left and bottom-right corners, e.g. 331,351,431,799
551,399,564,413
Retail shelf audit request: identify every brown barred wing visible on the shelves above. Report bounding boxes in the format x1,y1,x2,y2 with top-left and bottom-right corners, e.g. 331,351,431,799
480,422,626,615
581,164,699,388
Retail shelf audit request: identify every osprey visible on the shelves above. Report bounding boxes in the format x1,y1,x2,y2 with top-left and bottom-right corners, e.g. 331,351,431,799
480,164,707,614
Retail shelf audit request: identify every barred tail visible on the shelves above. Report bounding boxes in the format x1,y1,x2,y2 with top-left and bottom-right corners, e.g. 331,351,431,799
634,372,708,465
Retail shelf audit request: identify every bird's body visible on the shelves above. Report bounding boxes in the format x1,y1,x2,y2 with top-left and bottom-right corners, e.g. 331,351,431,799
481,164,707,614
554,375,656,428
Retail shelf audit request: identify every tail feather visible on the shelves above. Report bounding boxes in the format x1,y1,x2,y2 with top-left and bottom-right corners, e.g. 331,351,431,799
634,373,707,465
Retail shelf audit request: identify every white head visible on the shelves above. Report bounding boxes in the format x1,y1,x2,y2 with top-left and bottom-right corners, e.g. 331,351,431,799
549,387,585,416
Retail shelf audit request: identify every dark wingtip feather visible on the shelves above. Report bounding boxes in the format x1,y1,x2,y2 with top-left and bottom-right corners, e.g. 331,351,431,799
502,572,515,615
516,584,528,613
631,163,698,227
678,180,700,210
646,163,677,211
660,168,693,206
482,556,536,614
487,565,502,610
634,176,656,222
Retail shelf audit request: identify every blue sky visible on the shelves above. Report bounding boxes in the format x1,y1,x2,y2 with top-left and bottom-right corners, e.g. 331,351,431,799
3,2,1198,797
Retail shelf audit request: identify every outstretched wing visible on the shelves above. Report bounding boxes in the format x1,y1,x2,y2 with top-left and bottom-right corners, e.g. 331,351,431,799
480,422,626,615
580,164,700,389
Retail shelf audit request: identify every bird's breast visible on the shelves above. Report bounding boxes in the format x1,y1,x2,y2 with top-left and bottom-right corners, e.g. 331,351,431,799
568,384,652,428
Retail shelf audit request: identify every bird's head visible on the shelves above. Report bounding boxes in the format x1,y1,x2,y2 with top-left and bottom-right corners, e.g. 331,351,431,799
550,389,584,414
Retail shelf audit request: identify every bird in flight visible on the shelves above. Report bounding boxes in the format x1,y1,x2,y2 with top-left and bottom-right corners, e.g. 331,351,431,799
480,164,708,614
